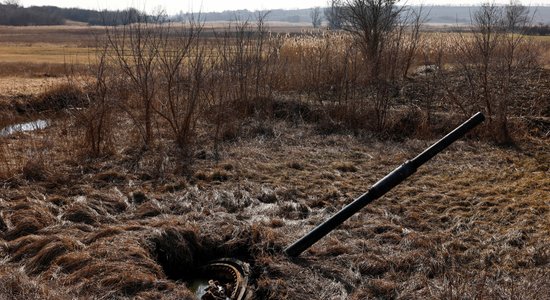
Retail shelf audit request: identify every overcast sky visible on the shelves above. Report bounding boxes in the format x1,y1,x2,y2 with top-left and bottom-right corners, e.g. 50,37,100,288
18,0,550,13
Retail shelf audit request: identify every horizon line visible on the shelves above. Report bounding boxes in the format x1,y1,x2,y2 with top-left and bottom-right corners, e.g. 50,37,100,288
14,3,550,15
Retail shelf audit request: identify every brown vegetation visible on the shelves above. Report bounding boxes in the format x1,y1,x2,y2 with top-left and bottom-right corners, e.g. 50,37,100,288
0,3,549,299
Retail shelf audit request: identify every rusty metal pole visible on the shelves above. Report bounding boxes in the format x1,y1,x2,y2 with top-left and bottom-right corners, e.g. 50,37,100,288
284,112,485,257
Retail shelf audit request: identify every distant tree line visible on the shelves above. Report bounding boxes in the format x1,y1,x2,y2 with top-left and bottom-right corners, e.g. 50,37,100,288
1,1,549,30
523,23,550,35
0,3,63,25
0,3,147,26
171,9,313,23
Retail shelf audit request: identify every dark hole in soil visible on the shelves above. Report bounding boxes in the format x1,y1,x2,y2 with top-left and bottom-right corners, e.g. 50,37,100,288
0,215,7,232
150,228,255,299
151,228,202,280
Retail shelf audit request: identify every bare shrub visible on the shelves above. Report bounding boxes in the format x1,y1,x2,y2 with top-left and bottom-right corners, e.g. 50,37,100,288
450,1,539,143
154,18,205,155
105,11,164,147
94,12,213,165
311,1,427,132
26,237,80,275
338,0,403,79
206,13,283,157
325,0,344,30
212,13,275,110
278,32,367,116
77,41,115,156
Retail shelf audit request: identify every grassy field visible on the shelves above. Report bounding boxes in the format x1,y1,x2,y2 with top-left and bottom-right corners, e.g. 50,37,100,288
1,25,549,69
0,25,548,299
0,25,101,45
0,116,548,299
0,44,91,64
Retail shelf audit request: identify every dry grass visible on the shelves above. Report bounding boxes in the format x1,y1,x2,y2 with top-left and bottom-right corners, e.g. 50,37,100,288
0,24,548,300
0,26,99,80
0,44,91,65
0,25,101,45
0,114,548,298
0,77,65,97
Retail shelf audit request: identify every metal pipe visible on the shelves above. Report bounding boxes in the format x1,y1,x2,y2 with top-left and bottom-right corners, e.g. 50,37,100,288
284,112,485,257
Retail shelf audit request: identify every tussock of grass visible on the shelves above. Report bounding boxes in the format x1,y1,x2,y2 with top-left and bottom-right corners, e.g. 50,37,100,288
368,278,397,298
0,266,67,300
26,236,80,274
93,171,128,184
88,192,128,214
134,202,163,219
0,97,548,299
83,227,124,245
22,158,49,181
3,202,56,241
55,252,92,273
357,254,390,276
62,203,99,225
333,161,359,173
34,82,86,111
258,191,278,204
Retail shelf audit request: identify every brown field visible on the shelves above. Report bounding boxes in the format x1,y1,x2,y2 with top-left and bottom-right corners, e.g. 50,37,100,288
0,44,91,64
1,25,549,69
0,24,549,300
0,25,102,45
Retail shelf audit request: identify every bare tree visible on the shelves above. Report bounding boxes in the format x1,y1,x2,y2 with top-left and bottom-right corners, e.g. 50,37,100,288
331,0,427,132
338,0,403,79
450,3,503,118
105,10,164,147
154,18,204,152
81,40,114,156
233,18,254,106
472,2,503,117
311,7,322,28
254,11,271,99
505,0,529,31
497,1,537,141
2,0,20,6
401,5,429,78
325,0,344,30
449,1,539,142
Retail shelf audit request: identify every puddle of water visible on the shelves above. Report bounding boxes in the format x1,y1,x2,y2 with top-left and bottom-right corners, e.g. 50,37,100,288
188,278,230,300
183,259,249,300
188,278,210,299
0,120,49,137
